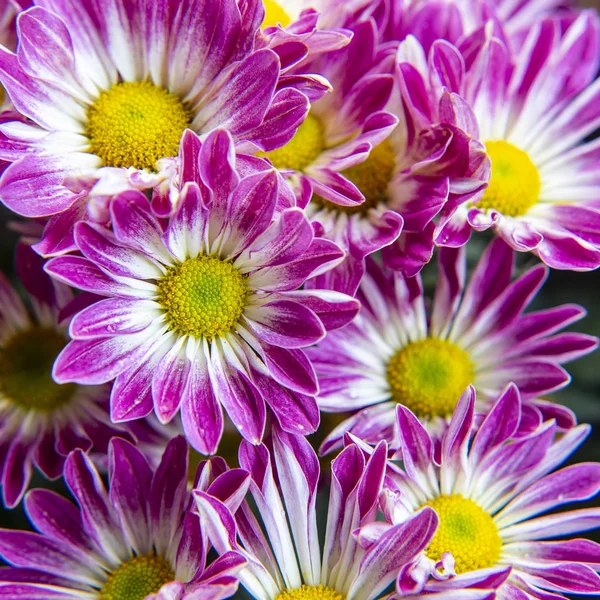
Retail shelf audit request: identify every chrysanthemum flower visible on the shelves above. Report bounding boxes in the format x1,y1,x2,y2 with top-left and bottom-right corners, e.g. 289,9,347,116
369,385,600,600
194,427,449,600
0,436,246,599
307,239,597,453
407,11,600,270
0,242,148,508
0,0,314,255
45,129,358,455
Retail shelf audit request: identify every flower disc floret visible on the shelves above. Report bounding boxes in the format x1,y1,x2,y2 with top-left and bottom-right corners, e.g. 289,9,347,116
99,554,174,600
262,0,292,27
424,495,502,574
86,81,192,171
264,114,325,171
0,328,75,411
276,585,345,600
157,255,248,340
386,338,474,419
478,141,541,217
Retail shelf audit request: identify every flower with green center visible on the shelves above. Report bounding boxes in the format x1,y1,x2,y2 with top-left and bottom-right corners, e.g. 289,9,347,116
423,495,502,574
0,243,141,508
0,0,313,256
308,239,595,455
48,130,358,455
157,255,248,341
99,554,175,600
386,338,474,420
476,141,541,217
86,81,192,171
376,385,600,599
0,437,246,599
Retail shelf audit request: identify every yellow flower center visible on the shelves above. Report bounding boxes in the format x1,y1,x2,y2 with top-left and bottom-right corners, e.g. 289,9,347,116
276,585,345,600
262,0,292,27
477,141,541,217
0,328,76,412
424,495,502,574
157,255,248,340
99,554,175,600
313,140,396,214
263,114,325,172
386,338,474,419
86,81,192,171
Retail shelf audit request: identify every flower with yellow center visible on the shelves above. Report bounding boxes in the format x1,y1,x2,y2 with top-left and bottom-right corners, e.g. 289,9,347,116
86,81,192,171
423,495,502,574
99,554,175,600
477,141,541,217
379,386,600,599
386,338,474,420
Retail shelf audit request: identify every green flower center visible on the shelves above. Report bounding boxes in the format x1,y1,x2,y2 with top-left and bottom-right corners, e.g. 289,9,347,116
312,140,396,214
86,81,192,171
424,495,502,574
477,140,541,217
0,328,76,412
263,114,326,172
156,255,248,340
386,338,474,419
276,585,345,600
99,554,175,600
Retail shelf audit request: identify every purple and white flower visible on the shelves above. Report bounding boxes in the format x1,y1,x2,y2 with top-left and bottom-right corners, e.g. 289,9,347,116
194,426,450,600
405,11,600,270
0,436,246,599
45,129,359,455
0,242,147,508
366,385,600,600
308,239,597,453
0,0,313,255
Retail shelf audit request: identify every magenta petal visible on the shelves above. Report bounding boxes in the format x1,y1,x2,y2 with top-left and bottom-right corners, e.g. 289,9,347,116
260,344,318,395
152,339,191,424
248,300,325,348
0,153,81,217
53,336,145,385
182,360,224,455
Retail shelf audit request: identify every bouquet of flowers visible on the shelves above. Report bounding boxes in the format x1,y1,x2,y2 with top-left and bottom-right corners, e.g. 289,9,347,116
0,0,598,598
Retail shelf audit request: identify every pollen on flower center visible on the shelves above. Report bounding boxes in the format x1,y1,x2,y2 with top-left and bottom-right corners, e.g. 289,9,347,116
477,140,541,217
0,328,76,412
99,553,175,600
86,81,192,171
423,495,502,574
263,114,325,172
262,0,292,27
386,338,474,419
275,585,345,600
313,140,396,215
157,255,248,340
